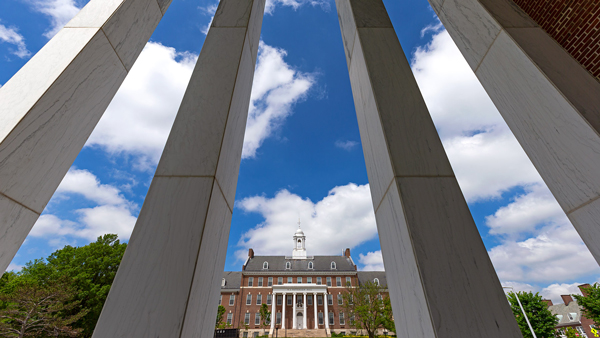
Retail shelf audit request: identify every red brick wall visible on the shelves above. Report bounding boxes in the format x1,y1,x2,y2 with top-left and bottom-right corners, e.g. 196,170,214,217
511,0,600,81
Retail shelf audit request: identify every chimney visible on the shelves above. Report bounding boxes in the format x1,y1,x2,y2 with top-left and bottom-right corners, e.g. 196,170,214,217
344,248,351,258
248,248,254,258
542,299,553,307
579,283,592,296
561,295,573,305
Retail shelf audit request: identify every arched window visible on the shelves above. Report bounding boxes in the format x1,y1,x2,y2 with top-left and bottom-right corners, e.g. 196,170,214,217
221,278,226,287
297,239,302,249
308,261,313,269
263,261,268,270
373,278,380,286
286,261,291,269
331,261,336,269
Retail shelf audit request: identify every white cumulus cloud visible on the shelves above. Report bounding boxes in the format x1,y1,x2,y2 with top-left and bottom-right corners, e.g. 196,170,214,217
27,0,82,38
359,251,384,271
0,23,30,58
265,0,330,14
236,183,376,261
335,140,358,151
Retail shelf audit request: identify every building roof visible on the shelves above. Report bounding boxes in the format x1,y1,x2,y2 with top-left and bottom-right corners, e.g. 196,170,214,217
221,271,242,291
244,255,356,271
548,300,582,327
357,271,387,288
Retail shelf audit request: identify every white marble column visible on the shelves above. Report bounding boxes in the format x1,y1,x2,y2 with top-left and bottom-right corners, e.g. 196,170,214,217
270,292,275,333
92,0,266,337
302,293,307,329
0,0,173,274
426,0,600,263
313,293,318,329
292,293,297,329
334,0,522,337
282,293,286,329
323,293,329,330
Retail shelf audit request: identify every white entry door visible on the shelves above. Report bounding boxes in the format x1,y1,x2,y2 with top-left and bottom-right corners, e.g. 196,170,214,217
297,313,303,329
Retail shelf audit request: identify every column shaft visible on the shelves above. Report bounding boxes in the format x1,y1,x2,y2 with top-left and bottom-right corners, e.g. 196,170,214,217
313,293,318,329
427,0,600,262
334,0,521,337
282,293,286,329
270,293,275,333
303,293,307,329
0,0,173,273
323,293,329,330
92,0,266,337
292,293,297,329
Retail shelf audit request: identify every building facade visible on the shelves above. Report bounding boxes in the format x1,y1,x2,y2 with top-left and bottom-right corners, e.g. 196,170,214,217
546,284,597,338
218,227,387,336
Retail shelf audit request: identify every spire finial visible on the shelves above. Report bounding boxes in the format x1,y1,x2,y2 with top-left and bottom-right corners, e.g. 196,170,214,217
298,218,301,228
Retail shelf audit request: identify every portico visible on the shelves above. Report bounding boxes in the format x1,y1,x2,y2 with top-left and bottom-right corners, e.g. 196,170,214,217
270,284,328,334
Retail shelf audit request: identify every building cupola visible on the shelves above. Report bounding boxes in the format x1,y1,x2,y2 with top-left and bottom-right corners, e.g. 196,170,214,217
292,221,307,259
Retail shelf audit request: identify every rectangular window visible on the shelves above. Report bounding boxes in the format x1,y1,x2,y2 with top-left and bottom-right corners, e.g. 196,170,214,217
248,277,254,287
287,277,293,284
258,277,263,287
227,313,233,325
307,295,313,305
243,332,248,338
307,277,312,284
268,277,273,286
277,295,282,305
377,294,383,301
253,332,258,338
244,313,250,325
329,312,334,326
328,294,333,305
318,295,323,305
246,294,252,305
276,312,282,325
346,277,351,286
326,277,332,286
278,277,283,285
255,313,260,326
340,312,345,325
219,294,222,305
257,294,262,305
297,277,302,283
338,294,343,305
317,277,322,285
267,294,272,305
287,295,293,306
229,294,235,306
336,277,341,286
318,312,324,325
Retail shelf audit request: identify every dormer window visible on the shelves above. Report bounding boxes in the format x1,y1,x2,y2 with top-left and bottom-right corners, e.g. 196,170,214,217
286,262,291,269
263,261,268,269
308,261,313,269
221,278,226,287
568,313,577,321
331,261,336,269
374,278,380,286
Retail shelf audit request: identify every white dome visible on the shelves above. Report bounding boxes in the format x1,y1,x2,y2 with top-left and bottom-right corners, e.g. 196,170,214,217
295,227,304,236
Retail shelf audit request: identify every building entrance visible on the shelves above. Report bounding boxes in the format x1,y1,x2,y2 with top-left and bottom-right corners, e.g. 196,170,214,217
296,313,303,329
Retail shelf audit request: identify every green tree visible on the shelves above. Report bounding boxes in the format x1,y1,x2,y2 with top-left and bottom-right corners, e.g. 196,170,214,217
0,278,88,338
259,303,271,334
7,234,127,337
564,327,578,338
342,281,391,338
573,283,600,326
381,296,395,333
216,305,226,328
507,291,558,338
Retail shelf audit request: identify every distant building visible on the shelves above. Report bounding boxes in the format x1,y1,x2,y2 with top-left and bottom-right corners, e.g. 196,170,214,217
218,227,388,337
546,284,597,338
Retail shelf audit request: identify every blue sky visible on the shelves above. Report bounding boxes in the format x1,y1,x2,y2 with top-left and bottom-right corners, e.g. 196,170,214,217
1,0,598,303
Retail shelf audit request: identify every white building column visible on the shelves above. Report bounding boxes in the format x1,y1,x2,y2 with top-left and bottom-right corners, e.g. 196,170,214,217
270,292,275,334
302,293,307,329
282,293,286,329
92,0,266,337
0,0,173,273
292,293,297,329
323,292,329,329
313,293,318,329
334,0,521,337
427,0,600,267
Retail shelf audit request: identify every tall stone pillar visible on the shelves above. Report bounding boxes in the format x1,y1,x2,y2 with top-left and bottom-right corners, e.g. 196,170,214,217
427,0,600,263
92,0,266,337
323,293,329,330
313,293,318,329
0,0,172,273
334,0,521,337
270,293,276,334
282,293,286,329
292,293,297,329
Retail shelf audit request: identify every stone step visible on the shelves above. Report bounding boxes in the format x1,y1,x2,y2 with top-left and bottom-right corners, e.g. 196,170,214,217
271,329,328,337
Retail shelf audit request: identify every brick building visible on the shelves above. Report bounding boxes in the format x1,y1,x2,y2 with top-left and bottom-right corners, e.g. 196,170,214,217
218,227,387,337
546,284,597,338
